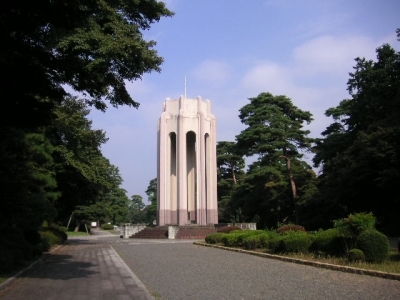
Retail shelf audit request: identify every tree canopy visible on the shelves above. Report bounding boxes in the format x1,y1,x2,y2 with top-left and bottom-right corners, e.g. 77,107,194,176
313,31,400,234
1,0,174,128
232,93,315,227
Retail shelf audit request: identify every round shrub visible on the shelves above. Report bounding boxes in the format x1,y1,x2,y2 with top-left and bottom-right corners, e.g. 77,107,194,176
281,231,313,253
356,229,389,263
41,226,67,243
310,228,346,256
58,226,67,232
217,226,243,233
348,249,365,262
277,224,306,234
205,232,225,244
101,223,114,230
40,231,59,251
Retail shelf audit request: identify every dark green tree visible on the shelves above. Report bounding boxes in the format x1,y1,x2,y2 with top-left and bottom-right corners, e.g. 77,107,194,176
0,128,59,231
48,97,115,223
1,0,174,129
128,195,146,223
145,178,157,224
313,30,400,234
216,141,245,222
235,92,315,226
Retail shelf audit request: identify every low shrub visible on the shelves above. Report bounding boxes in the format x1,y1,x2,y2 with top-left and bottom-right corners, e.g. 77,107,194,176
310,228,346,256
217,226,243,233
276,224,306,234
232,230,265,246
40,231,59,251
205,232,225,244
268,235,284,253
348,249,365,262
221,232,243,247
58,226,67,232
356,229,389,263
280,231,313,253
243,232,269,250
101,223,114,230
41,226,68,243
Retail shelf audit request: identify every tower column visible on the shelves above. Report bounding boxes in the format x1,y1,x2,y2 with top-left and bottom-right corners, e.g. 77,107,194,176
157,96,218,226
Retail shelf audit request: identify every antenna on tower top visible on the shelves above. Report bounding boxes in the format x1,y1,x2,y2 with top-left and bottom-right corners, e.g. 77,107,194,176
184,75,187,98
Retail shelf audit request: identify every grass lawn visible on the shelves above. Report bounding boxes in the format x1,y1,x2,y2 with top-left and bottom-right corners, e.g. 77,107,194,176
207,242,400,274
66,231,90,236
281,250,400,274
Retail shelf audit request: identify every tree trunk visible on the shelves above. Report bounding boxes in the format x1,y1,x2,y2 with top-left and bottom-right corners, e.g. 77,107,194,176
281,152,299,224
231,162,237,185
74,220,81,232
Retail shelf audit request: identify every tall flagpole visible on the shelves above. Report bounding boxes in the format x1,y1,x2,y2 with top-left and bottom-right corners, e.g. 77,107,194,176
184,75,187,98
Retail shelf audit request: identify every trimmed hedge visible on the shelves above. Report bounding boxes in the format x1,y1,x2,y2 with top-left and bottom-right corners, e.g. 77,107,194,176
277,224,306,234
310,228,346,256
205,232,226,244
348,249,365,262
356,229,389,263
243,232,269,250
217,226,243,233
280,231,313,253
101,223,114,230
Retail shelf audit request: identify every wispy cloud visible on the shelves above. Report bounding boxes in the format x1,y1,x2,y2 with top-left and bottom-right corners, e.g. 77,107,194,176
192,60,233,86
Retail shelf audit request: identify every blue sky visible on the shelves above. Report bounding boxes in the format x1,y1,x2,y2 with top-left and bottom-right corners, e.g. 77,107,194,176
88,0,400,203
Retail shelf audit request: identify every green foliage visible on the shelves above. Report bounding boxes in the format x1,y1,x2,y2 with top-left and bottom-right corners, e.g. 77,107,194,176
243,232,269,250
313,31,400,234
279,231,313,253
217,226,243,233
334,212,376,250
276,224,306,234
0,128,58,231
40,226,68,247
268,235,285,253
2,0,174,129
233,92,315,226
356,229,390,263
348,249,365,262
334,212,376,237
128,195,147,223
310,228,346,256
205,232,226,244
217,141,245,222
40,231,59,252
50,98,126,224
101,223,114,230
221,233,241,247
145,178,158,224
0,1,173,263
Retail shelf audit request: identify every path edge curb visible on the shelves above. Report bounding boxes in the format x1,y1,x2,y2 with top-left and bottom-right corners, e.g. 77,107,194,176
193,241,400,281
110,245,155,300
0,244,63,293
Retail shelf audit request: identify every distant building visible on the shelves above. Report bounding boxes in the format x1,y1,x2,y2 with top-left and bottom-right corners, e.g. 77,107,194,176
157,96,218,226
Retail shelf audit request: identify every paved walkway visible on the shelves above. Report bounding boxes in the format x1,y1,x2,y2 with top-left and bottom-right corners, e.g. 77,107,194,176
0,230,154,300
1,230,399,300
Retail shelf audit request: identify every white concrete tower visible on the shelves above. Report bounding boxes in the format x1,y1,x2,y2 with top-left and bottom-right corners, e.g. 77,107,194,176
157,96,218,226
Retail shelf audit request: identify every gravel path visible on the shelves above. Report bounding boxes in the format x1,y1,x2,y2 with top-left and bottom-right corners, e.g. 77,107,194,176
113,241,400,300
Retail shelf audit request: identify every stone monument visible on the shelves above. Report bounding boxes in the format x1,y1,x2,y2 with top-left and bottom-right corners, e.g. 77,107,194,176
157,96,218,226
